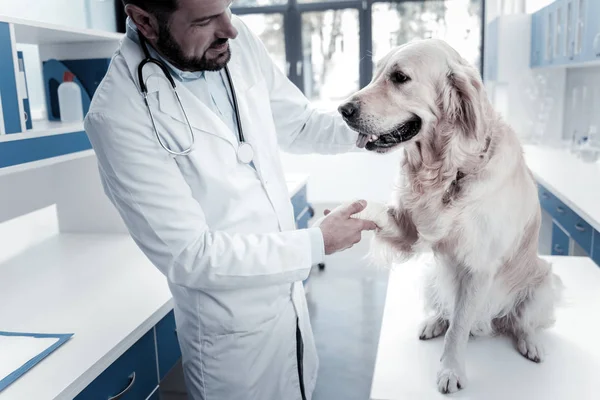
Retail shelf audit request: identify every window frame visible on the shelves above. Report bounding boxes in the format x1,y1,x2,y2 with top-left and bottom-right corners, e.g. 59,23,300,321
234,0,485,91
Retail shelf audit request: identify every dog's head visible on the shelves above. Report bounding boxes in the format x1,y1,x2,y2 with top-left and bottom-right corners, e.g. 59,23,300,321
339,39,485,153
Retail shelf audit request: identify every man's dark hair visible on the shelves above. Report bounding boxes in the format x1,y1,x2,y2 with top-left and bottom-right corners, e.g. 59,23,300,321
121,0,179,23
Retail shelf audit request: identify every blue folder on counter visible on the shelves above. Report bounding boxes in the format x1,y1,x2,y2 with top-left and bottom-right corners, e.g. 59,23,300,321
0,331,73,393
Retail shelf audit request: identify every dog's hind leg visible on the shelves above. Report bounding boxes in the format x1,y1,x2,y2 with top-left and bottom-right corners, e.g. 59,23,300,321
437,269,493,394
506,266,557,363
419,316,449,340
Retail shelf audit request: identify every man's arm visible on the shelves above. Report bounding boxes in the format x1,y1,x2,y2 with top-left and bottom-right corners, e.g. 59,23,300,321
235,17,359,155
86,111,320,291
85,112,374,291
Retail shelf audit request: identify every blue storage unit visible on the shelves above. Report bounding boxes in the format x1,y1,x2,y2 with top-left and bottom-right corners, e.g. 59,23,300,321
537,183,599,265
0,131,92,168
583,0,600,62
73,310,184,399
155,310,181,381
551,222,569,255
530,10,544,67
593,230,600,266
531,0,600,68
552,0,568,64
74,328,158,400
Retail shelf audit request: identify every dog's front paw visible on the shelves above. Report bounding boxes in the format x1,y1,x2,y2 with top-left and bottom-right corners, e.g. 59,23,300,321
436,367,465,394
350,201,392,231
419,317,448,340
517,334,545,363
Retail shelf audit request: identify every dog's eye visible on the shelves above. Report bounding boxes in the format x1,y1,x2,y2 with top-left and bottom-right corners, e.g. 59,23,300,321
390,71,410,84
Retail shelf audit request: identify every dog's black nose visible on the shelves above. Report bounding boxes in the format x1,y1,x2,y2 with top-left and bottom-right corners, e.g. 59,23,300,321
338,101,359,120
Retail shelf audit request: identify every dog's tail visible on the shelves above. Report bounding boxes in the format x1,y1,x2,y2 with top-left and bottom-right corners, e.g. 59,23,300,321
551,271,565,305
540,257,565,305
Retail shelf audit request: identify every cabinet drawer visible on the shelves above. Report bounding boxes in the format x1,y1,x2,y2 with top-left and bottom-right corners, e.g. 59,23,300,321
593,230,600,266
291,185,307,219
75,329,158,400
537,185,557,214
551,222,569,256
295,207,312,229
156,310,181,380
560,210,593,254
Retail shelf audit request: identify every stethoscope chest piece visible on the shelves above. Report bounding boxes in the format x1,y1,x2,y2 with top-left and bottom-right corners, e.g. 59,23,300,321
237,142,254,164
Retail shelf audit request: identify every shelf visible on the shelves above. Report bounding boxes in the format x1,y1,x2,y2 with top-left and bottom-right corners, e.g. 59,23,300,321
0,149,94,178
0,15,124,45
0,120,84,143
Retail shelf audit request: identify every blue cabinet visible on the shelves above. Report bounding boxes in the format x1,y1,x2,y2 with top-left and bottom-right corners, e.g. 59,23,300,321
583,0,600,62
291,183,314,230
155,310,182,380
531,10,544,67
75,329,158,400
551,222,569,255
531,0,600,67
593,230,600,265
74,310,183,399
537,183,598,265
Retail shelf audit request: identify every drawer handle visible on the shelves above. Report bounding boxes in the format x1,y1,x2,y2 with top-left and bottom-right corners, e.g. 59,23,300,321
553,244,564,255
556,206,565,214
107,372,136,400
575,223,586,232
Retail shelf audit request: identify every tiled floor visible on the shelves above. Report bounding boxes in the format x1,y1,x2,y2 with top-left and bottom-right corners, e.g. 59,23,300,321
159,204,389,400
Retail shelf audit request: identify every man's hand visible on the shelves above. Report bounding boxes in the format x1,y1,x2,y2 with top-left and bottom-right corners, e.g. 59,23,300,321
316,200,378,255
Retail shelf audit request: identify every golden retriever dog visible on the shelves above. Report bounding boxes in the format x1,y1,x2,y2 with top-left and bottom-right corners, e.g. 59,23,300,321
337,39,561,394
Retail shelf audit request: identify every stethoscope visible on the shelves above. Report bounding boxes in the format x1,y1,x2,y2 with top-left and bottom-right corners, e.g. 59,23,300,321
137,33,254,163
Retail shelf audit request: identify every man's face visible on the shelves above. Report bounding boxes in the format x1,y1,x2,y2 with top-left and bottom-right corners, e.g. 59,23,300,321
155,0,238,71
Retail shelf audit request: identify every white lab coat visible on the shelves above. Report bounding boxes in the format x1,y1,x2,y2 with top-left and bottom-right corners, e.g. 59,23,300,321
84,15,358,400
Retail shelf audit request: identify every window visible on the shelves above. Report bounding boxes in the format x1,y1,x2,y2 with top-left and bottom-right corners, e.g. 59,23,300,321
231,0,484,102
237,14,286,74
233,0,287,6
301,9,360,108
372,1,482,71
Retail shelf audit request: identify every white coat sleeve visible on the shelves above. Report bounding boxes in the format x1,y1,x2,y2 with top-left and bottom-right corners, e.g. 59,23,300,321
84,111,320,291
236,18,359,155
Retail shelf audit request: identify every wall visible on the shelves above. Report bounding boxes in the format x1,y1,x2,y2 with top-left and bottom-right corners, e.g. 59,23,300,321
280,150,402,204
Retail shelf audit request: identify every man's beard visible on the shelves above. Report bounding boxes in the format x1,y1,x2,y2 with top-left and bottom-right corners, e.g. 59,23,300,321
155,22,231,72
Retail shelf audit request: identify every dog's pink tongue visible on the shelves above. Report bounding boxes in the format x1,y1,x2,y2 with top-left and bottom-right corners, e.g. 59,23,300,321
356,134,369,148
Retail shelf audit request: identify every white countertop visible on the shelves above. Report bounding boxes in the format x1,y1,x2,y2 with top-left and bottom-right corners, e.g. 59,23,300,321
523,145,600,232
370,254,600,400
0,234,172,400
0,175,309,399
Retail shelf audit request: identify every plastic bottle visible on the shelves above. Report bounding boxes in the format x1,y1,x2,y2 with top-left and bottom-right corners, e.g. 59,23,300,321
58,71,84,122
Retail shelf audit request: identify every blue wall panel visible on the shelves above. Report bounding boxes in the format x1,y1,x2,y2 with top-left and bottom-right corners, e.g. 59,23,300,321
0,131,92,168
0,22,22,134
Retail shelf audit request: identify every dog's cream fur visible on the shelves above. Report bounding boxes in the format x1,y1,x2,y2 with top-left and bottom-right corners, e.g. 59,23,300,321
339,39,561,394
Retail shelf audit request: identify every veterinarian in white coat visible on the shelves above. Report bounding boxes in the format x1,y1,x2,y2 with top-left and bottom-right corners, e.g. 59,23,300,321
84,1,375,399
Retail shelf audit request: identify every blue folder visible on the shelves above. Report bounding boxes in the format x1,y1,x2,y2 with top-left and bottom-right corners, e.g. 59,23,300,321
0,331,73,393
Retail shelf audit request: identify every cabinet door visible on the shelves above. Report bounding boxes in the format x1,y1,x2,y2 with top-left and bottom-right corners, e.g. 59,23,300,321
551,222,569,256
572,0,587,62
592,230,600,266
584,0,600,61
553,0,567,65
543,4,556,65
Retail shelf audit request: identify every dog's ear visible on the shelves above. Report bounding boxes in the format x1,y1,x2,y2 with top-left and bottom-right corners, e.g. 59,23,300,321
439,58,484,139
